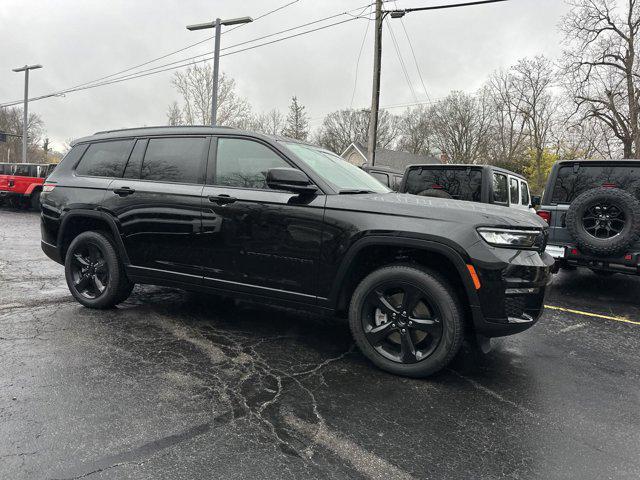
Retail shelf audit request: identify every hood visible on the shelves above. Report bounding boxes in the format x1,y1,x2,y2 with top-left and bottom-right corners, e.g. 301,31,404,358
327,192,546,229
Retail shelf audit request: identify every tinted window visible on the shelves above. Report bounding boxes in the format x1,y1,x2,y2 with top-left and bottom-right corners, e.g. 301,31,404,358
141,137,207,184
370,172,390,186
14,164,37,176
404,167,482,201
123,139,147,179
551,164,640,203
0,164,9,174
520,181,530,205
493,173,508,203
76,140,134,178
509,177,519,204
215,138,290,189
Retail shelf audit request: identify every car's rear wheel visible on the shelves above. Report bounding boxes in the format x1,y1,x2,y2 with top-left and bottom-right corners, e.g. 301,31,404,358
64,231,133,309
349,265,464,377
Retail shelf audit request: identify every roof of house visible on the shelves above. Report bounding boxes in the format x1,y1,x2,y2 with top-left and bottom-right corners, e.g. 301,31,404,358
342,142,441,170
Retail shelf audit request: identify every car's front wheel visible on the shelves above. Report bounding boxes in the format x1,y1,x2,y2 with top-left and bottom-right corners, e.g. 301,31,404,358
349,265,464,377
64,231,133,309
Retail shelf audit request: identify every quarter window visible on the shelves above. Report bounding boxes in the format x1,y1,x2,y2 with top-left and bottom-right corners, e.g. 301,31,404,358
76,140,134,178
141,137,207,184
520,181,530,205
215,138,291,189
509,177,519,205
370,172,390,186
493,173,508,203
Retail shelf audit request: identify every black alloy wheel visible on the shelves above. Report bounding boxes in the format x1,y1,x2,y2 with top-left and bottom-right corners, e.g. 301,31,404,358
349,265,464,378
64,231,134,309
69,243,109,299
362,284,443,364
582,202,625,239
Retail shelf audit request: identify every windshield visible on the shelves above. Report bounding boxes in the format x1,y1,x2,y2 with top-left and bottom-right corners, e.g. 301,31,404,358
282,142,390,193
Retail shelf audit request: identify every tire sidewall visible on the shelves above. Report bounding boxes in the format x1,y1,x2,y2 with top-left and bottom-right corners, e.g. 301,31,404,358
349,266,463,378
64,231,123,309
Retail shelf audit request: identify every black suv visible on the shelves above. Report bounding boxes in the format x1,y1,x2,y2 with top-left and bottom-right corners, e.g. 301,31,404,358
41,126,552,377
538,160,640,276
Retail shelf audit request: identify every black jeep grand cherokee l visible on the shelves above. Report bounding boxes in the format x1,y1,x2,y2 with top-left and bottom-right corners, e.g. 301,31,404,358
41,126,552,377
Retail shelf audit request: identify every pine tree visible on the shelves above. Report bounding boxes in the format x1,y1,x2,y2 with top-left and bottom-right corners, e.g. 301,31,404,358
282,96,309,141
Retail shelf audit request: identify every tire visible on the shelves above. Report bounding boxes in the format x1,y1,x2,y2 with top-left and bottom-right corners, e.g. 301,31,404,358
30,190,41,211
349,264,464,378
566,187,640,256
417,188,453,199
64,231,133,309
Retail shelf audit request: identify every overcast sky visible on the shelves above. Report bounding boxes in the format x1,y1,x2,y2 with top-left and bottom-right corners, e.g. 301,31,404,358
0,0,571,151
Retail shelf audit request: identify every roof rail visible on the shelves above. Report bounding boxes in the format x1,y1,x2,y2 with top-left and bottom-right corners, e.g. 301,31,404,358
93,125,237,135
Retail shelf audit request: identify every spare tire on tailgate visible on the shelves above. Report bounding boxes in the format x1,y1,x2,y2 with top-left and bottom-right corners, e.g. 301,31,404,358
566,187,640,256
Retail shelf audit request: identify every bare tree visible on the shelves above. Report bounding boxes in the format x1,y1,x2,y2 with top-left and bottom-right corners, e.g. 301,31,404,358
166,101,182,126
561,0,640,158
429,91,491,164
511,56,560,187
396,106,432,155
282,96,309,140
250,109,285,136
483,69,529,173
169,63,251,127
315,108,397,154
0,106,43,162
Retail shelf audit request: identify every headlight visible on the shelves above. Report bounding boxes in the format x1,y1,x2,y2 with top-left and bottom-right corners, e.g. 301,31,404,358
477,227,543,249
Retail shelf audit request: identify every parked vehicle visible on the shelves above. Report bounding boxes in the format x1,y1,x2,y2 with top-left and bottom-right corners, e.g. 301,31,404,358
537,160,640,276
361,164,404,191
0,162,57,210
399,164,535,213
41,126,552,377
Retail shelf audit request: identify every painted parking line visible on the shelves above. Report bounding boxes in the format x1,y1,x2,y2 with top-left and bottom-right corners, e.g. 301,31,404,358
545,305,640,326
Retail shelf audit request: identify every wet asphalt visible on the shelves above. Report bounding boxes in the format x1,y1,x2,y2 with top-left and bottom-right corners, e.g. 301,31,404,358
1,209,639,480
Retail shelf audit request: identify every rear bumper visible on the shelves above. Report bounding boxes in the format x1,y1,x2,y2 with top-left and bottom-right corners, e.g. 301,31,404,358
41,239,63,265
549,243,640,275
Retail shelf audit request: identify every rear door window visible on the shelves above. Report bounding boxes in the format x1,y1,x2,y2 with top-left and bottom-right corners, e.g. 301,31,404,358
141,137,208,184
404,167,482,201
76,140,135,178
123,139,147,179
509,177,519,205
493,172,508,204
520,181,530,206
551,164,640,203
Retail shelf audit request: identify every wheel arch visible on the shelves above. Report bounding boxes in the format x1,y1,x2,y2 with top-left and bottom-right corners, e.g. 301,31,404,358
329,236,480,318
58,210,130,265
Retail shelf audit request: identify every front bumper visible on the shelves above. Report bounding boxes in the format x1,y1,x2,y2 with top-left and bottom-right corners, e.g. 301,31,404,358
41,239,63,264
469,248,553,338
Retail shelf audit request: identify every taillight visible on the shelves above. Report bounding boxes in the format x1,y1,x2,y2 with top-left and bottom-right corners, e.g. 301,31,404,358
536,210,551,224
42,184,56,192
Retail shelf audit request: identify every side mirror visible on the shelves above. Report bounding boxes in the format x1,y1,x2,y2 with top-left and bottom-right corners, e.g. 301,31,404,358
530,195,541,208
266,168,318,195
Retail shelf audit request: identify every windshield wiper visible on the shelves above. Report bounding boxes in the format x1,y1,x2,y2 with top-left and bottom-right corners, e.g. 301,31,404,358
338,189,376,194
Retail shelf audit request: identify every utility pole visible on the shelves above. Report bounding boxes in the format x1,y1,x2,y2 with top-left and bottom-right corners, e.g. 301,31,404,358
367,0,383,166
367,0,508,166
187,16,252,126
12,64,42,163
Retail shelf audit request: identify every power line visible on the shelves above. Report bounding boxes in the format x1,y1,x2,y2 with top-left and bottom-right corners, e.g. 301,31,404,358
0,15,366,108
67,0,304,92
385,17,418,103
0,6,372,108
350,5,373,108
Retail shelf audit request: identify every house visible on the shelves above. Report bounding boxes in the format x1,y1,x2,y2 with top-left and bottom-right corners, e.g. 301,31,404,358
341,142,441,171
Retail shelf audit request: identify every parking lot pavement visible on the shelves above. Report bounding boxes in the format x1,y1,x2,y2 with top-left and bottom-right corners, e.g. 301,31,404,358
1,210,639,480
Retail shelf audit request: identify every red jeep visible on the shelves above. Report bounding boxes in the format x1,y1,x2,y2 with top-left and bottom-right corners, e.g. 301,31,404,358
0,162,57,210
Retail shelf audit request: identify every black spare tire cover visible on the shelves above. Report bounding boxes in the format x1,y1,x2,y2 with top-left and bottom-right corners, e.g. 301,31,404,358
417,188,453,199
566,187,640,256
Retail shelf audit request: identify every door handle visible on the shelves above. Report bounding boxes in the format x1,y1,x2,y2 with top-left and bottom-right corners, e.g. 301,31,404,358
208,194,236,205
113,186,135,196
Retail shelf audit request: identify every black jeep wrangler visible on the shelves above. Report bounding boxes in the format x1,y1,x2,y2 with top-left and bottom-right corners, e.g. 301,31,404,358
538,160,640,276
41,126,552,377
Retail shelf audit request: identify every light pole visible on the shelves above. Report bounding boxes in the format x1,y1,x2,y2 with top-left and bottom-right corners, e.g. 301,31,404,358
187,16,252,126
12,64,42,163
